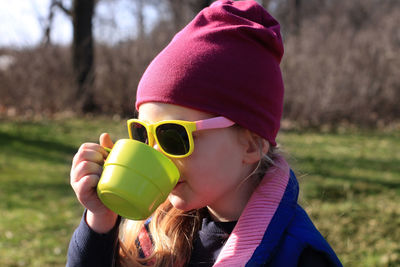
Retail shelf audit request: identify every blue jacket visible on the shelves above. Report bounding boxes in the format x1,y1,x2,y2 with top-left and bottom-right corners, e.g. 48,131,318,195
244,170,342,266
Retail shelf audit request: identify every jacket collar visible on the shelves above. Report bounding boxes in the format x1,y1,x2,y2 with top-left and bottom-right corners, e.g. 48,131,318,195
213,155,295,266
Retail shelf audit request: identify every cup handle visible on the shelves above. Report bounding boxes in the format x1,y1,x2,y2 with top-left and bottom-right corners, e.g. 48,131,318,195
102,147,112,163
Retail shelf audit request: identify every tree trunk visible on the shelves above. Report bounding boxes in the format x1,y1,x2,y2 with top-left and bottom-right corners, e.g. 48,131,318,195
190,0,213,14
168,0,185,32
261,0,270,10
292,0,302,34
72,0,96,113
136,0,145,39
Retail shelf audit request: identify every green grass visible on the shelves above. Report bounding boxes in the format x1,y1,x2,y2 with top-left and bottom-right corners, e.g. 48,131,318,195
278,130,400,266
0,117,399,266
0,117,127,267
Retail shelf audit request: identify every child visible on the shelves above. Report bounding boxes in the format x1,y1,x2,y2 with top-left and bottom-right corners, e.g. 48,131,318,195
67,1,342,266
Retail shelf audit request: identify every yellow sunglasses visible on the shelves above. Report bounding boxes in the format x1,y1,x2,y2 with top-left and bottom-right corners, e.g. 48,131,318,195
127,117,235,158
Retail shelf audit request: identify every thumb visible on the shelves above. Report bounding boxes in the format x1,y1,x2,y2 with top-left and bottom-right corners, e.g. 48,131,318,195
99,133,114,149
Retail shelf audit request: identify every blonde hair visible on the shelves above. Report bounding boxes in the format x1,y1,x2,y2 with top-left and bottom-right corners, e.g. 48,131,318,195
116,143,279,267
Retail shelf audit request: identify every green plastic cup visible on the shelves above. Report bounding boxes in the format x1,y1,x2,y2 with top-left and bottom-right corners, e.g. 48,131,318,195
97,139,180,220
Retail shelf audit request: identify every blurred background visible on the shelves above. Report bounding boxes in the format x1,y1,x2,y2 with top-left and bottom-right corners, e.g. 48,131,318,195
0,0,399,266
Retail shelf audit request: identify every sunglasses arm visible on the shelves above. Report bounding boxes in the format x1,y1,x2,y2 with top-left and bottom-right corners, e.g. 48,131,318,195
195,117,235,131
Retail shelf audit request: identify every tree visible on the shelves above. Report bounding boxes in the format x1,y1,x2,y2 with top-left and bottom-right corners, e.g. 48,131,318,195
167,0,213,32
190,0,213,14
72,0,96,112
261,0,270,10
41,0,58,45
291,0,302,34
45,0,97,113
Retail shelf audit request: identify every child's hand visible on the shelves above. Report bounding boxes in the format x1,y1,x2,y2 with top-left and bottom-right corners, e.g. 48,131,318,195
70,133,118,233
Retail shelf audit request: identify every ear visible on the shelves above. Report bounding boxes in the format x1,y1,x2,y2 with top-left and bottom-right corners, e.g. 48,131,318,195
240,130,270,165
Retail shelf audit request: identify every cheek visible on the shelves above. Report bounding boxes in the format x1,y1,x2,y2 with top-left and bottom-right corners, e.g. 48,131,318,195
167,135,245,210
187,135,244,181
207,132,243,164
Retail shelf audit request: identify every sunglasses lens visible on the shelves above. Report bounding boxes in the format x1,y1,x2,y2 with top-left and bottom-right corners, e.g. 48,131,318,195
130,122,148,144
156,124,190,156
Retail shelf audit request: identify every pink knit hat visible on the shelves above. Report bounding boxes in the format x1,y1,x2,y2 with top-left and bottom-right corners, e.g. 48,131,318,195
136,0,284,146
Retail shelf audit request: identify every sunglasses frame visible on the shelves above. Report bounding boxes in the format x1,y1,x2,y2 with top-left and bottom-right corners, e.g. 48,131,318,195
127,116,235,158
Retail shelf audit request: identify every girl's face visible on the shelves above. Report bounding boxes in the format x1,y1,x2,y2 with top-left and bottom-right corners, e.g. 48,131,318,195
138,102,259,221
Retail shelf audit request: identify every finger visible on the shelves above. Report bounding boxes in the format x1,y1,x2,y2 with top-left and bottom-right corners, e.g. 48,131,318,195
74,174,101,202
71,161,103,184
72,149,104,171
72,143,107,169
100,133,114,150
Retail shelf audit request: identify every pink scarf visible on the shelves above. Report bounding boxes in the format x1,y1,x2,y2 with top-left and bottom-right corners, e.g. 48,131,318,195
213,155,290,266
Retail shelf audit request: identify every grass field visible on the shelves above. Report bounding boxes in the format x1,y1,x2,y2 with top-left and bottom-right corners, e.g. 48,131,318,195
0,117,399,266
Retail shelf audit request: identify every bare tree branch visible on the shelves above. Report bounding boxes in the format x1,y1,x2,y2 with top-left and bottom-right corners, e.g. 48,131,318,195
53,0,72,17
42,0,57,45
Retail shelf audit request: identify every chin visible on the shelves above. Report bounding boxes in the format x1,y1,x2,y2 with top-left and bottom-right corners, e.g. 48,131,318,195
168,194,196,212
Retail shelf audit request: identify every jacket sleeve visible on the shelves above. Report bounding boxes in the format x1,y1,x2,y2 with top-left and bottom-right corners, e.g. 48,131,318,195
66,211,121,267
297,246,332,267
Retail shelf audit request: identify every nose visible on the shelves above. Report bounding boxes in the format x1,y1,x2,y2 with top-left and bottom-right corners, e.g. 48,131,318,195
153,143,183,168
153,143,162,153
